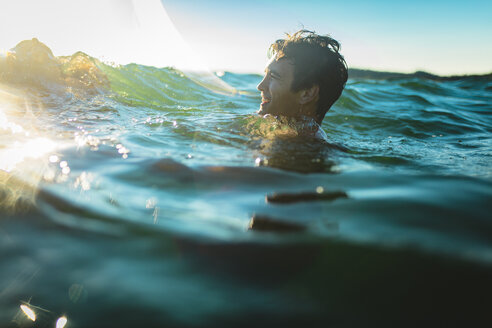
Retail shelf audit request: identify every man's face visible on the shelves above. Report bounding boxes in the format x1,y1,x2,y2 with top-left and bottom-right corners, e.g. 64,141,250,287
257,58,301,117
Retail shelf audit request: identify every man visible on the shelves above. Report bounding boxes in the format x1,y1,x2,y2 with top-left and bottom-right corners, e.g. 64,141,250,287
257,30,348,128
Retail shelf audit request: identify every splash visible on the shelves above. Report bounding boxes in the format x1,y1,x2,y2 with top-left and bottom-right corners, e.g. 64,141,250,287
1,38,109,92
0,0,236,94
245,114,325,139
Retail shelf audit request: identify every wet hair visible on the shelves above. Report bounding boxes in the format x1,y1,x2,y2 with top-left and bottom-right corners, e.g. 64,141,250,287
269,30,348,122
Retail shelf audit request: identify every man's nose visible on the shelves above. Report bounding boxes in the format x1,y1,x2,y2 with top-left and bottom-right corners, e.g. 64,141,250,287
257,76,267,91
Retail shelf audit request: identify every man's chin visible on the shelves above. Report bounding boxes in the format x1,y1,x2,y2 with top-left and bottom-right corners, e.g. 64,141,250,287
258,104,271,116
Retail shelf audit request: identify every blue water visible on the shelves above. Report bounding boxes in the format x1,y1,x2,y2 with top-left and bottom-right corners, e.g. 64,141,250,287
1,41,491,327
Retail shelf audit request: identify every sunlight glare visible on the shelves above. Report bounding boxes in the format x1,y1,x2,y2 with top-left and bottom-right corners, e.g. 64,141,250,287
0,106,25,135
56,316,68,328
20,305,36,321
0,138,57,172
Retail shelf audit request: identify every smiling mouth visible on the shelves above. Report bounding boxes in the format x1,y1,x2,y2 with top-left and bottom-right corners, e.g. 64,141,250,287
261,98,270,107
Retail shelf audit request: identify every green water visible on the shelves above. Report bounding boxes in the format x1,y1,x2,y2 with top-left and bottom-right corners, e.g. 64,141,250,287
1,52,491,327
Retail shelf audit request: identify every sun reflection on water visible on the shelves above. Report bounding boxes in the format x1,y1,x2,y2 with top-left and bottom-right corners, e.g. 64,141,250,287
56,316,68,328
17,302,69,327
20,304,36,321
0,137,57,172
0,85,63,212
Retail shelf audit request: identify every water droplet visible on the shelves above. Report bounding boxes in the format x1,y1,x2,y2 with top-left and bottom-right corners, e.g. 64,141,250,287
20,305,36,321
56,316,68,328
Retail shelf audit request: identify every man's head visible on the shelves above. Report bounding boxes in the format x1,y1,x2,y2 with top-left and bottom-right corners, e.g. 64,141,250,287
257,30,348,124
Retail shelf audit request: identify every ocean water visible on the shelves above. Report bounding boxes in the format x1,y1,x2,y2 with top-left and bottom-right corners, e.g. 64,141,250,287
1,41,492,327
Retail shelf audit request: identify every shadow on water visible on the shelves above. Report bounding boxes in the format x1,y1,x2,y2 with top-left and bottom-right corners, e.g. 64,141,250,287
175,237,492,327
253,136,340,173
2,207,491,328
242,114,347,174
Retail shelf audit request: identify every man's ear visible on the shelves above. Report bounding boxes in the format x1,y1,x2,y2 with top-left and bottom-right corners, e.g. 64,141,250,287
299,84,319,105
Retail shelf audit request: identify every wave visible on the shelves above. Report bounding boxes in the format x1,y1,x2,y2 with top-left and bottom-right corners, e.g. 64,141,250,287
1,38,491,181
1,38,491,328
348,68,492,81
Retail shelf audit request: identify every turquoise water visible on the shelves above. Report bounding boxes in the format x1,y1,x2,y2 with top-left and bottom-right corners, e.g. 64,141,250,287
1,48,492,327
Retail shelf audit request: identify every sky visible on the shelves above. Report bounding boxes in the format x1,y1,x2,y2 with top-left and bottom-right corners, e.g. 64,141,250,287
162,0,492,75
0,0,491,75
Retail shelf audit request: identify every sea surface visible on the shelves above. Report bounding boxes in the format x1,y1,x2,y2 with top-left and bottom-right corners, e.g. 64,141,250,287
1,42,491,327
